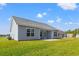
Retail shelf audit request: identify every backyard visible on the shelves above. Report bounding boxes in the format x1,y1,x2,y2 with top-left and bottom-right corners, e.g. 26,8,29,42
0,37,79,56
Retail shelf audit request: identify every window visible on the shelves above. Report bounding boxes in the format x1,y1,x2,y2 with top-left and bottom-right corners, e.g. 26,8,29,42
27,32,30,36
31,29,34,36
27,29,30,32
27,29,34,36
31,33,34,36
54,32,57,37
27,29,30,36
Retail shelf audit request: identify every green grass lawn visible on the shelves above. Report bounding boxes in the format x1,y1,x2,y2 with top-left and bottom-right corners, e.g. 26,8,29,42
0,37,79,56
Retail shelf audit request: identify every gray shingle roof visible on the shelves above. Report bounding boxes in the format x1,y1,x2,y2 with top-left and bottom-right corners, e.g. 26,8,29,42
12,16,58,31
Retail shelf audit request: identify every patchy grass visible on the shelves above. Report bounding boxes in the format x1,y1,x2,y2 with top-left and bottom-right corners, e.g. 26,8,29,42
0,37,79,56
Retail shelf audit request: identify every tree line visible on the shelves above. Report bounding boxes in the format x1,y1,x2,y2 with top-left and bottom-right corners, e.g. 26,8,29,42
65,28,79,34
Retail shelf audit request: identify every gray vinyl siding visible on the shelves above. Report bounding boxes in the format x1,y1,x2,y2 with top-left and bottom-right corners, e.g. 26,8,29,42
10,18,18,40
47,31,51,39
51,31,60,39
51,31,54,38
51,31,66,39
10,16,66,41
18,25,40,40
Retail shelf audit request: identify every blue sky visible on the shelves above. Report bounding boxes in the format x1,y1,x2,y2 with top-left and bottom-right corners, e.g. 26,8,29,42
0,3,79,34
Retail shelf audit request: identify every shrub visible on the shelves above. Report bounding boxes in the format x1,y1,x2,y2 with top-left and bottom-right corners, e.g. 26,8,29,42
7,36,12,40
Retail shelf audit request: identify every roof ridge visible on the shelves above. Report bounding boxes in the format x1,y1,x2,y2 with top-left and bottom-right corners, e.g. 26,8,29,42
11,16,58,31
12,16,50,26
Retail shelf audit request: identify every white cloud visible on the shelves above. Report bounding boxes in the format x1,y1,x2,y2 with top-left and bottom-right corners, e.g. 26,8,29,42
0,3,7,10
48,20,54,24
65,22,74,25
42,12,47,16
64,22,68,25
48,17,62,25
8,18,11,21
69,22,73,25
0,3,7,6
56,17,62,23
57,3,77,10
37,13,43,18
75,23,79,25
37,12,47,18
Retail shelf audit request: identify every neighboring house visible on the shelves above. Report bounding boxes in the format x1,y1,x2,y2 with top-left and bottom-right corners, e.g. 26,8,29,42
67,34,73,38
10,16,66,41
76,34,79,38
66,34,79,38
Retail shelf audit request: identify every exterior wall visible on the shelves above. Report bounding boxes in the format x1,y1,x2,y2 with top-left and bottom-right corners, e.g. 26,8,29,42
51,31,60,39
51,31,54,38
51,31,66,39
10,19,66,41
47,31,51,39
10,19,18,40
76,34,79,38
67,34,73,38
39,30,51,39
18,25,40,40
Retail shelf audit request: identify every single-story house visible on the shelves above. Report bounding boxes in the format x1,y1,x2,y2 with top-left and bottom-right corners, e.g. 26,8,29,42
67,34,73,38
10,16,66,41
